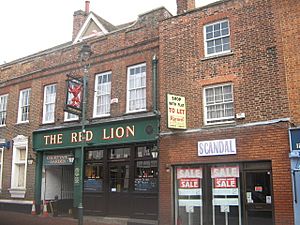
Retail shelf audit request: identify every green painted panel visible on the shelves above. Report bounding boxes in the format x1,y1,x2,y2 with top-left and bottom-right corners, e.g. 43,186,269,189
33,117,159,151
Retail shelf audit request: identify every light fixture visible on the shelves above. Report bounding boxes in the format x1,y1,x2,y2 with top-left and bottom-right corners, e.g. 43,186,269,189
67,154,75,164
27,154,35,165
150,145,159,159
79,43,93,62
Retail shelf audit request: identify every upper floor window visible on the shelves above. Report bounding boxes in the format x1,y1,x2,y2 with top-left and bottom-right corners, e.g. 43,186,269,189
93,72,112,117
127,63,146,113
0,147,4,190
43,84,56,124
204,20,230,57
0,94,8,126
203,83,234,125
17,89,31,123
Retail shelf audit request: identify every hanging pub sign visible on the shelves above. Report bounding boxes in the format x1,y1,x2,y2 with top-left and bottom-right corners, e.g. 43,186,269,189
64,74,83,115
167,94,186,129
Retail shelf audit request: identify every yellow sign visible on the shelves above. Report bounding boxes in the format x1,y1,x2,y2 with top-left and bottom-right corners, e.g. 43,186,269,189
167,94,186,129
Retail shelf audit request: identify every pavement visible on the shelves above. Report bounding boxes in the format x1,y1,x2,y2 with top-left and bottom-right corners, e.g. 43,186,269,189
0,210,158,225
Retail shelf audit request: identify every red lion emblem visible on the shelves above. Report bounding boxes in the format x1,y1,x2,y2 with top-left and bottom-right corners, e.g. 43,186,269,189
68,84,82,108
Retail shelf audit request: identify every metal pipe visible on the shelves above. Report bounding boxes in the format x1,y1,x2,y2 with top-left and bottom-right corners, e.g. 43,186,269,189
152,55,158,113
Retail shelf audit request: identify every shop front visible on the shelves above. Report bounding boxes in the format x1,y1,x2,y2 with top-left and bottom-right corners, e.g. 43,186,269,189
32,115,159,219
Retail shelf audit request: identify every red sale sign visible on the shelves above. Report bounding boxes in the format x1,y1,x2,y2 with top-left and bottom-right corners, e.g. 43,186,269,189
179,178,200,189
214,178,237,188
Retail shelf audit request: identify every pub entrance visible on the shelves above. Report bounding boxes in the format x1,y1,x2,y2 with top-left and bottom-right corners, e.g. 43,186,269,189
83,144,159,219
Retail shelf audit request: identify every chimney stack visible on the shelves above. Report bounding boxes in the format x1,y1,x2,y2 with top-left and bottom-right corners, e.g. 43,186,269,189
85,1,90,14
176,0,195,15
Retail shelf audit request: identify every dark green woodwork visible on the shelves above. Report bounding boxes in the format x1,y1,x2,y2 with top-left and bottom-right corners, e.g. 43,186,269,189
32,117,159,151
34,152,43,207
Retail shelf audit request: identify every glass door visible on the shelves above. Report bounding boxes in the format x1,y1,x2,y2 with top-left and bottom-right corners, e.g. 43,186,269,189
244,170,273,225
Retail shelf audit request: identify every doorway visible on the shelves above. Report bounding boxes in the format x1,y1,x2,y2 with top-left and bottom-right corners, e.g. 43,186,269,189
108,162,130,216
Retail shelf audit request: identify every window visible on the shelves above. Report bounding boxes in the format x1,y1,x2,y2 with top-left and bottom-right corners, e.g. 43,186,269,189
93,72,112,117
204,20,230,57
0,148,4,190
127,63,146,112
10,135,28,198
0,94,8,126
204,83,234,125
43,84,57,124
17,89,31,123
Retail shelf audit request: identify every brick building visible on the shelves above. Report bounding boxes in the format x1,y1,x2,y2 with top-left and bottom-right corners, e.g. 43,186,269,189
158,0,299,225
0,1,170,220
0,0,299,224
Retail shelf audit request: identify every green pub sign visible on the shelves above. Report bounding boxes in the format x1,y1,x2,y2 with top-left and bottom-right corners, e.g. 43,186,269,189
33,117,159,151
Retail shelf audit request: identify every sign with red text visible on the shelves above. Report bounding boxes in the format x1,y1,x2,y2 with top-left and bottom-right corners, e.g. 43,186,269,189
177,168,202,196
179,178,200,189
167,94,186,129
214,178,237,188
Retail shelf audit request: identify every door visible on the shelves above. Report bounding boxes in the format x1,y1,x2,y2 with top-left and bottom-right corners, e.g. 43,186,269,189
244,170,273,225
108,162,130,216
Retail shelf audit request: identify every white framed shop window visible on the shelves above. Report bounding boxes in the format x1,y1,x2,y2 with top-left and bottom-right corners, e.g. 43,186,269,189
9,135,28,198
126,63,146,113
0,147,4,191
42,84,57,124
17,88,31,123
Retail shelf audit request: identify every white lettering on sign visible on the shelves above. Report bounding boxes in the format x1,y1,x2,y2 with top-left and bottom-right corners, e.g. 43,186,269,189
177,168,202,179
198,139,236,156
211,166,239,178
214,178,237,188
179,178,200,189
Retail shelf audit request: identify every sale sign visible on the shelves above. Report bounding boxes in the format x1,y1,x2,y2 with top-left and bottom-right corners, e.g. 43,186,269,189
179,178,200,189
214,178,237,188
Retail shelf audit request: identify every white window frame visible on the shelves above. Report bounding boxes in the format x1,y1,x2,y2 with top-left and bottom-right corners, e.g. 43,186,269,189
42,84,57,124
126,63,147,113
0,147,4,191
17,88,31,123
204,20,231,57
9,135,28,198
203,83,234,125
93,71,112,118
0,94,8,127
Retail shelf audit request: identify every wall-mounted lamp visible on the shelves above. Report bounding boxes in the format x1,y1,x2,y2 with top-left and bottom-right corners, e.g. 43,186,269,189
67,154,75,164
165,164,171,173
150,145,159,159
27,154,35,165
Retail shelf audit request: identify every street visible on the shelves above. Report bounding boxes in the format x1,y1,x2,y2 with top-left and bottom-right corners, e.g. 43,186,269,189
0,210,119,225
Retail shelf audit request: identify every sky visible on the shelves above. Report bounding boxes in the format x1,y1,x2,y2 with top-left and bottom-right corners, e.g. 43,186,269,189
0,0,217,65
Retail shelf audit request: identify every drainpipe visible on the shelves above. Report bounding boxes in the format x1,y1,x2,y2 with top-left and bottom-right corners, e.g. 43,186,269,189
152,55,159,114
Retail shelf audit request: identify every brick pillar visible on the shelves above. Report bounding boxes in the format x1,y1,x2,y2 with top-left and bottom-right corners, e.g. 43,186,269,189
176,0,195,15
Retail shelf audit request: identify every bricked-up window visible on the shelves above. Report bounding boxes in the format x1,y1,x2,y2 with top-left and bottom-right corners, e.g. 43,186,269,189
127,63,146,112
93,71,112,117
0,94,8,126
0,148,3,190
204,20,230,57
17,88,31,123
43,84,57,124
204,83,234,125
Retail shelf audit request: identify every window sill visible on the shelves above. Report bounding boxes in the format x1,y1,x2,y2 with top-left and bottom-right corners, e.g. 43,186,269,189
16,121,29,125
201,51,234,61
124,110,147,115
9,188,26,198
203,120,236,128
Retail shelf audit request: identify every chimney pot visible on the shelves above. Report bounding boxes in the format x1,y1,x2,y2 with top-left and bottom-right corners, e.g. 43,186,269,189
85,1,90,14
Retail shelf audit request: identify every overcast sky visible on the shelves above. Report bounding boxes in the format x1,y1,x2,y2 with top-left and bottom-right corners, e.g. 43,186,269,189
0,0,217,64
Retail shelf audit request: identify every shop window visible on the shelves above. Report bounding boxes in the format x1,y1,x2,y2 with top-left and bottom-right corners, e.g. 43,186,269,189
175,166,203,225
109,164,130,192
93,71,112,117
10,135,28,198
84,163,104,192
134,160,158,192
109,147,130,159
86,150,104,161
0,94,8,126
0,148,3,191
204,20,230,57
126,63,146,113
136,146,151,158
203,83,234,125
43,84,57,124
17,88,31,123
